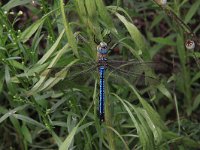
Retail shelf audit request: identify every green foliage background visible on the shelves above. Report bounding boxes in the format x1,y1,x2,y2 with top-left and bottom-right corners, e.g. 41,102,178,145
0,0,200,150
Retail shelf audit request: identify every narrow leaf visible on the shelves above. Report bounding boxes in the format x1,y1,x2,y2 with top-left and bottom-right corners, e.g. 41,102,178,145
59,101,93,150
60,0,78,57
184,1,200,24
2,0,32,11
0,105,28,124
37,29,65,65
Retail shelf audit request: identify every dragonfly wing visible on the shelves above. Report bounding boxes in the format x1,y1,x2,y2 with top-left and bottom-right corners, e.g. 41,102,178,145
25,60,99,91
107,59,158,74
106,63,159,86
45,64,98,81
47,60,97,70
50,64,98,90
66,64,98,81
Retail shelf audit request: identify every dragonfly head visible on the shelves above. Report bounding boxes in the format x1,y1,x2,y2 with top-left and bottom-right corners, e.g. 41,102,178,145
97,42,108,54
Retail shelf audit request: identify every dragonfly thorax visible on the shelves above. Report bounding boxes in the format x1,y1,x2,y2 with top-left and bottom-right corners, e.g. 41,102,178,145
97,41,108,64
97,42,108,55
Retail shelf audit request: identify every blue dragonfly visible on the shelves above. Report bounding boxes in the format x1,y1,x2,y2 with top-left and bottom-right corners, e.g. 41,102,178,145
94,42,158,121
42,40,158,122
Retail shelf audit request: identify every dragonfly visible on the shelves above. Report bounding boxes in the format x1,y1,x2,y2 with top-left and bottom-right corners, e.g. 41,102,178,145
36,39,158,122
93,41,156,122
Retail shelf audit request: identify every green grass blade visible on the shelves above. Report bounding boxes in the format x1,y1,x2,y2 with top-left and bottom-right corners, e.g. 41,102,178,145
184,1,200,24
115,13,150,59
85,0,97,19
20,9,58,43
122,78,168,131
0,105,28,124
59,101,93,150
2,0,32,11
113,93,151,150
37,29,65,65
106,126,130,150
74,0,87,23
95,0,116,31
21,124,32,143
12,114,46,128
26,44,70,96
138,108,163,145
20,20,44,43
157,83,172,100
60,0,78,57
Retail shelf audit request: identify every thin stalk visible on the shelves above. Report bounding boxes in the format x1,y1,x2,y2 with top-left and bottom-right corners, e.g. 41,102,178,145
105,76,116,150
173,1,192,114
41,0,55,42
152,0,194,35
0,9,27,60
173,93,181,134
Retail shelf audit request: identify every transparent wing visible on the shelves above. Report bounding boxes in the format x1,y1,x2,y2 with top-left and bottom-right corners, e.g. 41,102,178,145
106,60,160,86
107,59,158,75
42,63,98,81
34,62,98,92
107,59,157,74
47,60,97,70
38,59,159,85
46,64,98,90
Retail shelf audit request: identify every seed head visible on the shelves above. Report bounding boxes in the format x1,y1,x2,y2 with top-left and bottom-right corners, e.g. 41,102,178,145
18,10,23,16
185,39,195,50
161,0,167,5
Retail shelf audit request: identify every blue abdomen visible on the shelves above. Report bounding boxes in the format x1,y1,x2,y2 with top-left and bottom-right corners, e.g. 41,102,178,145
99,66,105,121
